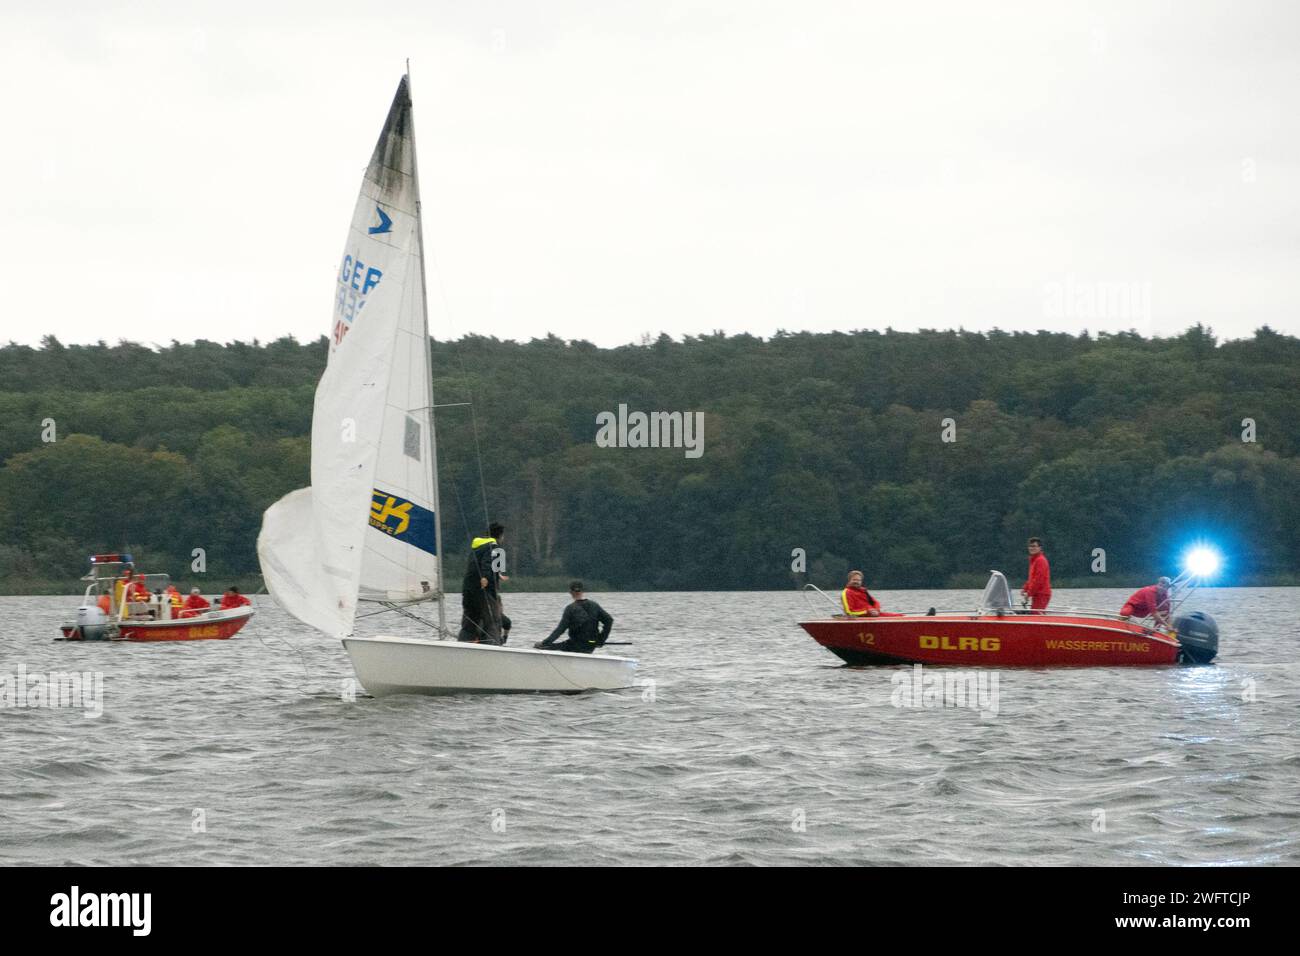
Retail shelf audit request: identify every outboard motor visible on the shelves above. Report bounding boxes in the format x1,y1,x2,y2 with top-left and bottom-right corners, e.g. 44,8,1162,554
1173,611,1219,664
75,604,110,641
980,571,1013,614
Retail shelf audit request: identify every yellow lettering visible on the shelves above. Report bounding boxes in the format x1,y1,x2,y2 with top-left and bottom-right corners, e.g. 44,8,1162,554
920,634,1001,652
369,495,412,535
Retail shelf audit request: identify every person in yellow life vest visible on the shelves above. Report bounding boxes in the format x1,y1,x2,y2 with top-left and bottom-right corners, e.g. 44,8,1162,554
840,570,903,617
114,568,136,609
166,585,183,608
115,569,150,619
457,522,509,644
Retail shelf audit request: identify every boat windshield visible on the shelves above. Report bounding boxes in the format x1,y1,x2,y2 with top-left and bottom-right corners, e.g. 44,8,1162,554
980,571,1013,611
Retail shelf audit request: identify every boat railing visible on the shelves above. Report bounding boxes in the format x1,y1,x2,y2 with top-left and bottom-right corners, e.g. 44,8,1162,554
805,600,1176,636
114,584,154,624
802,583,843,615
974,604,1174,632
802,566,1192,636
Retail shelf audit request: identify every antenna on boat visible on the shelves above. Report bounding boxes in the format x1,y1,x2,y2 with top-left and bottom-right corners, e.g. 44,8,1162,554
405,58,447,635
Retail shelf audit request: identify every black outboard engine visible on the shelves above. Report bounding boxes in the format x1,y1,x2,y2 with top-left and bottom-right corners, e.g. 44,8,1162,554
1173,611,1219,664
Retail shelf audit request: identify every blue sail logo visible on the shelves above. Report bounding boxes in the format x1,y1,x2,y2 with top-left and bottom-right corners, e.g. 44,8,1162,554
369,489,437,555
368,205,393,235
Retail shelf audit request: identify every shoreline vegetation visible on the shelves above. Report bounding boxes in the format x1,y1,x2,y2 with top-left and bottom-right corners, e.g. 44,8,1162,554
2,325,1298,591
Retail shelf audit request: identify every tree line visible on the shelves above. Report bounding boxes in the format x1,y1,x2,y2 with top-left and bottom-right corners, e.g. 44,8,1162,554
1,325,1297,593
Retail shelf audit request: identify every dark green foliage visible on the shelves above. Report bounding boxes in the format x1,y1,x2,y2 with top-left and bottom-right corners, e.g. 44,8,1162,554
1,324,1296,588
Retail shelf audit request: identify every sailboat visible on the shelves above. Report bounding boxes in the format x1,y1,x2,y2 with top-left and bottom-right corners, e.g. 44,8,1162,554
257,74,637,695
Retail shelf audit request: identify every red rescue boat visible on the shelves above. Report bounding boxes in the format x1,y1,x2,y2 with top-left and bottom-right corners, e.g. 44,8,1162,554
57,554,254,643
60,607,254,643
799,572,1219,667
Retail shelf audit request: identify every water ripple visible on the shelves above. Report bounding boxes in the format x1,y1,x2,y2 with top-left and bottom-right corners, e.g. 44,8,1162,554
1,588,1297,864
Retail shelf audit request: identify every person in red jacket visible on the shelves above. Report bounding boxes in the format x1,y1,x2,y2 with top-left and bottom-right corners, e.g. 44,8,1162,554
119,568,150,601
219,586,251,610
1020,537,1052,611
839,570,902,617
179,588,211,618
1120,577,1173,629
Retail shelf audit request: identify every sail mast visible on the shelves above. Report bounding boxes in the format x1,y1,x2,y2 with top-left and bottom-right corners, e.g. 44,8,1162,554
405,65,447,633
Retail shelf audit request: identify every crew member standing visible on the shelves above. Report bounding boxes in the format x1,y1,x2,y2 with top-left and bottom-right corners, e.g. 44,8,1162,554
114,568,134,610
1020,537,1052,611
458,523,508,644
118,568,150,606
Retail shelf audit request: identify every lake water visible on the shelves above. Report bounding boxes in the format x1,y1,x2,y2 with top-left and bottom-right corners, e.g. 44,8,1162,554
1,587,1297,865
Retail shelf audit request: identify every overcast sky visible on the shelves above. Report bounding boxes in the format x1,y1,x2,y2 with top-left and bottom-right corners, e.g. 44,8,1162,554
3,0,1297,349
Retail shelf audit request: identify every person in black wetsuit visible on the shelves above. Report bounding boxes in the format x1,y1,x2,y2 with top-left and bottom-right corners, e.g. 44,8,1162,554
534,580,613,654
457,522,510,644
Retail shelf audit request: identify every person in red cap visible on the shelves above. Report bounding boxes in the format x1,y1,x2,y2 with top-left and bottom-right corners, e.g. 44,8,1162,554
1120,577,1173,629
1020,537,1052,611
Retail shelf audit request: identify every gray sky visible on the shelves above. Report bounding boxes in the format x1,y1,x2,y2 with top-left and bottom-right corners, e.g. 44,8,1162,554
4,0,1297,348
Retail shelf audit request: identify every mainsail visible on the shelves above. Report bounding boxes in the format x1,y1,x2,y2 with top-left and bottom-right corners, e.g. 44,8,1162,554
258,76,441,639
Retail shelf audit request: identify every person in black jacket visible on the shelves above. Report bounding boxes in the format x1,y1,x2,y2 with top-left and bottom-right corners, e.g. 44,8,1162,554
457,522,509,644
534,581,613,654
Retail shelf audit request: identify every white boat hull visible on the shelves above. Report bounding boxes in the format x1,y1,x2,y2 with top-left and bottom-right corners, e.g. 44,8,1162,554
342,635,639,695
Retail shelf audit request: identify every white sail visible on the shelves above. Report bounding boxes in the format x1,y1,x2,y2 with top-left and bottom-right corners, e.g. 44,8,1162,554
258,76,440,638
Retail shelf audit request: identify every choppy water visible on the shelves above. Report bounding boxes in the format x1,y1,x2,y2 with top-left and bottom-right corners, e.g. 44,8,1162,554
1,587,1297,865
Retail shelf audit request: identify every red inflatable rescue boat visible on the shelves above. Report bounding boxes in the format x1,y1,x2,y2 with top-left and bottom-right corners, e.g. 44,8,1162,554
799,572,1219,667
57,554,254,643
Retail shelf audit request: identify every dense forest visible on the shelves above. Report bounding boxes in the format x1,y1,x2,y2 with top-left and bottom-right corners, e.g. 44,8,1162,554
1,325,1298,593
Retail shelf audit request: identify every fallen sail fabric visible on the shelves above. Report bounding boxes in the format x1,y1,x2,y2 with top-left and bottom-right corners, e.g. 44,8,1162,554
258,76,440,638
257,488,352,637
